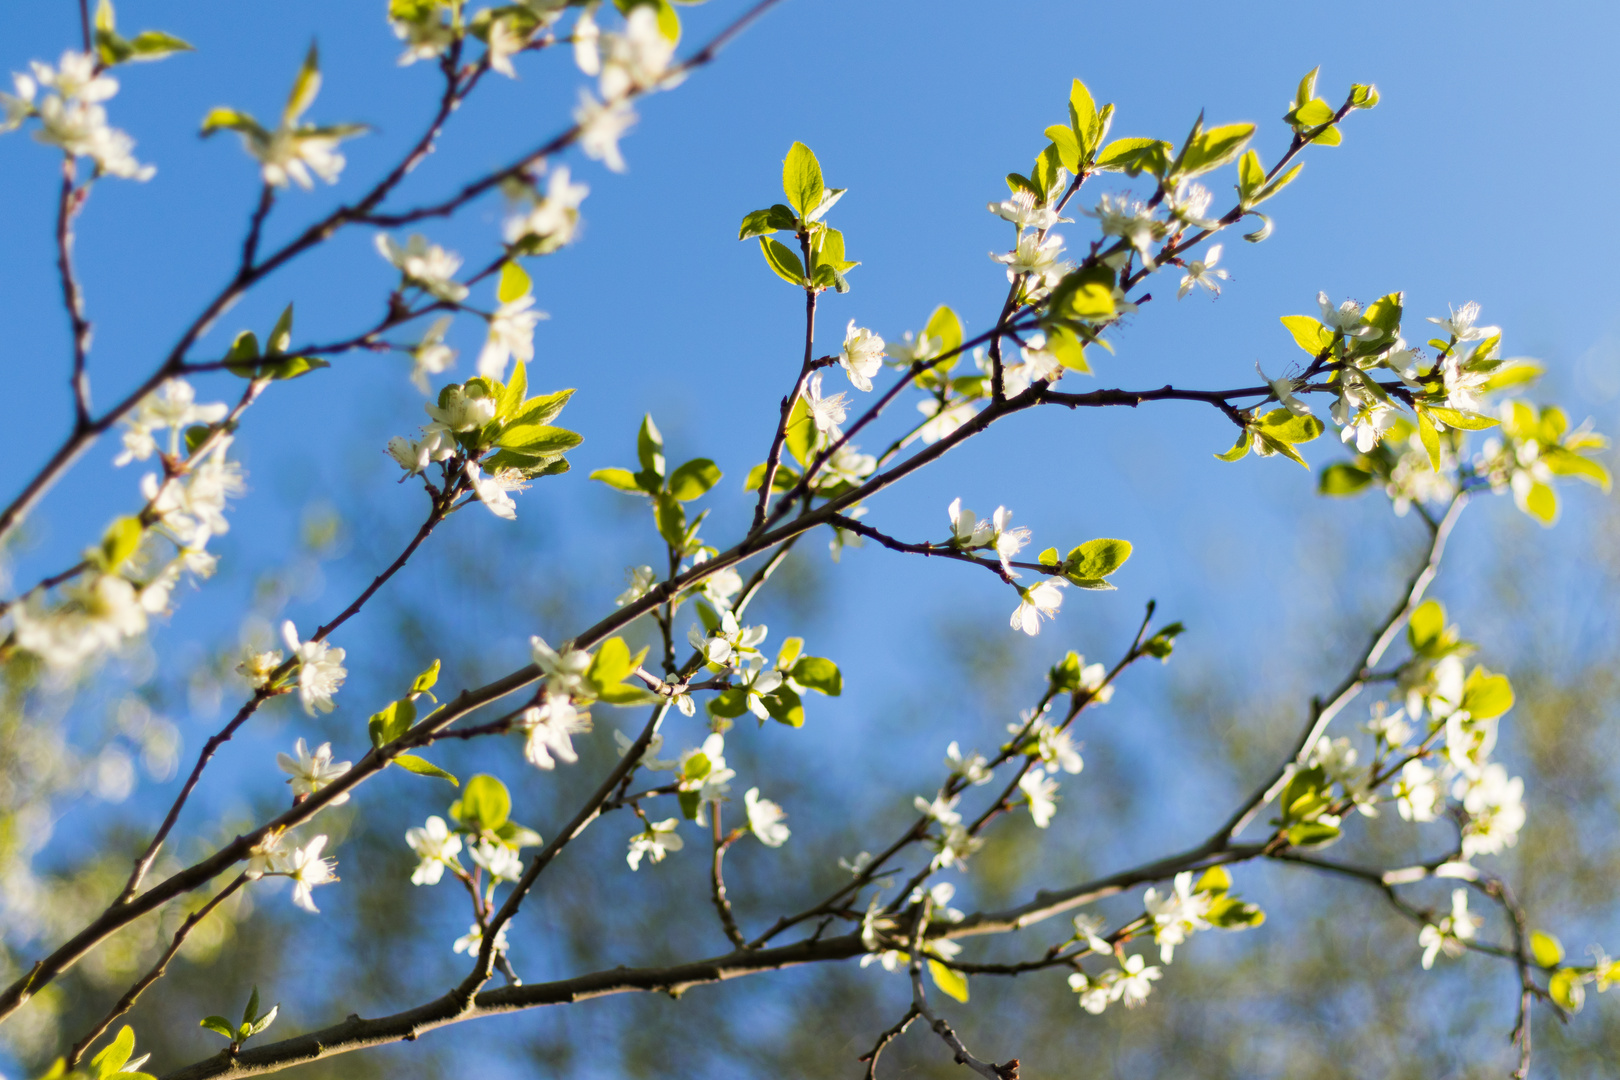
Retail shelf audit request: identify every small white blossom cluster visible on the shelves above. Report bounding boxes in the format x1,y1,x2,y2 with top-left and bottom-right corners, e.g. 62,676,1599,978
0,51,154,179
567,5,681,174
245,830,338,914
10,382,241,671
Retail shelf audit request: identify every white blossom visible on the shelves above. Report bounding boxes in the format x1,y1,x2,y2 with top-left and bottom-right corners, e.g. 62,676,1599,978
1318,292,1377,339
991,231,1067,284
596,7,679,101
465,462,525,521
276,737,352,804
478,295,546,380
470,839,523,882
1085,194,1164,267
839,321,885,392
744,787,790,847
617,564,656,607
1427,301,1499,343
281,621,347,715
286,834,337,914
1143,871,1212,964
531,635,593,697
1011,579,1066,636
1457,764,1525,859
504,165,589,250
627,817,683,869
426,383,498,431
116,379,229,466
1068,970,1118,1014
236,649,284,688
1419,888,1479,968
245,830,288,879
1072,913,1113,955
988,188,1066,232
945,741,992,786
520,695,592,769
452,922,510,956
1178,244,1228,298
1395,758,1443,823
405,816,463,885
375,234,469,302
574,90,636,173
1019,767,1059,827
803,371,848,434
1112,953,1162,1007
409,316,457,394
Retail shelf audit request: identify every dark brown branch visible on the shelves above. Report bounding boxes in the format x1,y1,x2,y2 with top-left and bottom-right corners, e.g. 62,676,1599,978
858,1005,920,1080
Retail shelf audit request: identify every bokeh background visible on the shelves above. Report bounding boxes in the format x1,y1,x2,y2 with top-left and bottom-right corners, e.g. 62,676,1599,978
2,1,1618,1078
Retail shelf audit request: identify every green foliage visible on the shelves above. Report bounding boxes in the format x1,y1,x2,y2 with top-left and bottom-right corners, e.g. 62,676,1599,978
1063,538,1132,590
94,0,194,67
451,774,511,832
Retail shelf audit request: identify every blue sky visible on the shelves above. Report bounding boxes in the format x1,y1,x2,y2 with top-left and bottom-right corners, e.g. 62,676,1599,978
2,0,1618,1072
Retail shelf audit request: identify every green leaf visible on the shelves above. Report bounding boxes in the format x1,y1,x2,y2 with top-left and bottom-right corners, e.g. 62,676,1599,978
1408,600,1446,652
508,388,575,428
200,1016,236,1040
96,516,144,571
743,462,800,492
590,468,642,493
1142,621,1185,661
1044,124,1081,173
496,361,527,421
595,682,661,706
928,959,969,1002
285,43,322,126
1068,77,1102,157
759,237,807,287
1531,930,1565,968
781,141,824,219
497,261,532,304
775,636,804,670
1522,479,1559,526
369,697,417,748
453,774,510,831
708,687,749,720
1285,820,1342,848
1426,407,1498,431
1050,265,1117,321
200,107,267,139
654,492,687,548
1309,122,1342,146
1065,538,1132,582
411,659,441,699
1350,83,1380,109
634,413,665,477
1280,314,1332,355
1550,967,1585,1012
1215,429,1252,462
1194,866,1232,894
393,754,459,785
1237,149,1265,203
784,394,816,468
1295,67,1319,109
128,30,194,59
247,1003,279,1036
738,203,799,240
1461,668,1514,720
762,685,805,727
1257,408,1323,444
790,656,841,696
267,304,294,356
1178,122,1255,177
668,458,721,501
1030,142,1061,198
263,355,329,381
1093,137,1170,176
1255,161,1305,204
587,637,645,690
224,329,261,377
91,1026,136,1079
1292,98,1335,128
1362,292,1404,337
1542,446,1612,490
1319,462,1372,496
496,423,584,456
1417,409,1442,470
242,986,260,1028
923,305,963,360
1206,896,1267,928
493,820,543,848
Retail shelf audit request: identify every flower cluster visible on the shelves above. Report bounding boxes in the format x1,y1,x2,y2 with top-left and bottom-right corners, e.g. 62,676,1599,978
1,50,155,179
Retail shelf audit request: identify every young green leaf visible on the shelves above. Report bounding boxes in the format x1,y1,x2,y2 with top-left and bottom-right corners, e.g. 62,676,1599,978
393,754,459,785
668,458,722,501
789,656,841,696
928,959,969,1003
760,238,808,287
781,141,824,219
1318,462,1373,496
497,261,532,304
200,1017,237,1041
453,774,511,831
